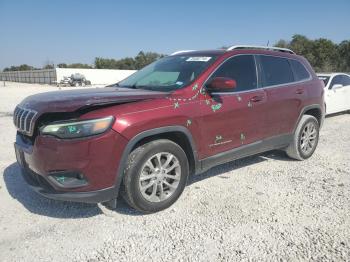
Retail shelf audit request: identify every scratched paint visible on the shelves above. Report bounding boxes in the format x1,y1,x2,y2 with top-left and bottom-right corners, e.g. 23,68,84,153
240,133,246,144
215,135,223,143
186,119,192,126
56,176,65,183
209,135,232,147
169,83,201,102
211,103,222,112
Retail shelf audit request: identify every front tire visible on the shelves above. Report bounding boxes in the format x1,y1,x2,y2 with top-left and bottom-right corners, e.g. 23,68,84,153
122,139,189,213
285,115,319,160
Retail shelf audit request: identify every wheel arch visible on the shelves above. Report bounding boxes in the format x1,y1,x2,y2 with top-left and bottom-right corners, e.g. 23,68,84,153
114,126,199,197
295,104,324,132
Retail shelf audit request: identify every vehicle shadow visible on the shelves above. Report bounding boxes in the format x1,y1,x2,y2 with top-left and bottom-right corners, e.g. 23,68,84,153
3,163,102,219
3,150,292,218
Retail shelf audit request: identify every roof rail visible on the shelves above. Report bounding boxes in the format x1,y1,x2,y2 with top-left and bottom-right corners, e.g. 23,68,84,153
227,45,295,54
170,50,196,55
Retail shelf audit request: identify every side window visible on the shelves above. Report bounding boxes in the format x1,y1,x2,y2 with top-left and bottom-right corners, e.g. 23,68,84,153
289,59,310,81
342,75,350,86
329,75,343,89
260,56,294,87
209,55,257,92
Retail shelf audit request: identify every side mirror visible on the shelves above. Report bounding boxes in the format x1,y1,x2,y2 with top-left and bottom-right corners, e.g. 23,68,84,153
332,84,343,90
206,77,237,92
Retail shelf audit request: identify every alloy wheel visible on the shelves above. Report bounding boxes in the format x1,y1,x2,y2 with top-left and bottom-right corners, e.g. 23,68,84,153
300,122,317,155
138,152,181,203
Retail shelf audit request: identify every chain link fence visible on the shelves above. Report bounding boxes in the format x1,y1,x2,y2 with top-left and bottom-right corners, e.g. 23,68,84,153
0,69,56,84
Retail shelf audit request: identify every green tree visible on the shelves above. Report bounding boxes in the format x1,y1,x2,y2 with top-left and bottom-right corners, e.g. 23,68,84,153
274,39,289,48
312,38,338,72
134,51,164,69
94,51,164,70
43,64,54,69
94,57,119,69
274,35,349,72
3,64,35,71
57,63,68,68
67,63,92,69
115,57,136,69
289,35,316,67
338,41,350,72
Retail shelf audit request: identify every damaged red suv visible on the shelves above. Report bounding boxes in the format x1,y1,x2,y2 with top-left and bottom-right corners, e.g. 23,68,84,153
14,46,325,213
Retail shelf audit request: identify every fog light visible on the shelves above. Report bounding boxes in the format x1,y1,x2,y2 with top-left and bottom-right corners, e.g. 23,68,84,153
48,171,88,188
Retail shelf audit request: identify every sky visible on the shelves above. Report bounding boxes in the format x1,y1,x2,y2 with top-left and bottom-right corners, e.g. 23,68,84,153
0,0,349,70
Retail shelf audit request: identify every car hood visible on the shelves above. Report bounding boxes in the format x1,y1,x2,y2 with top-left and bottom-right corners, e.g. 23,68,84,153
18,87,168,114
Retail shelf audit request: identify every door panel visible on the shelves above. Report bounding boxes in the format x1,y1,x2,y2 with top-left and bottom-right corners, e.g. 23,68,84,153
327,75,347,113
341,75,350,111
198,89,267,158
264,82,306,137
326,88,345,113
258,55,306,137
344,85,350,111
197,54,268,159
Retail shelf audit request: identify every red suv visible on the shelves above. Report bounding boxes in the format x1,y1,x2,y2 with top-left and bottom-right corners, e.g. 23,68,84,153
14,46,325,213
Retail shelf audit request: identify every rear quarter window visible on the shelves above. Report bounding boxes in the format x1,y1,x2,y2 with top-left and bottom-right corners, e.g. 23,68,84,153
260,56,294,87
289,59,310,81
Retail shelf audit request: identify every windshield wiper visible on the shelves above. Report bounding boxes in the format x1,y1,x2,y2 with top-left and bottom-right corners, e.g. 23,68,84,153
125,84,148,90
106,82,120,87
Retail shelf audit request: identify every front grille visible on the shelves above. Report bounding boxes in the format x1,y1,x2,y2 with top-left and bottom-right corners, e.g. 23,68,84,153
13,106,38,136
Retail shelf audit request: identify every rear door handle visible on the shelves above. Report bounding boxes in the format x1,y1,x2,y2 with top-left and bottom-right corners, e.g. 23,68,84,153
296,88,304,94
250,95,264,102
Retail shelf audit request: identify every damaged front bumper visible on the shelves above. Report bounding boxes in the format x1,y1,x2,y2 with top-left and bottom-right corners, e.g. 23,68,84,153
14,129,128,203
19,165,117,203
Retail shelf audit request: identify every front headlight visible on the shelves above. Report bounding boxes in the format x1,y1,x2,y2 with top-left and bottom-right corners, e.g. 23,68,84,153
41,116,114,139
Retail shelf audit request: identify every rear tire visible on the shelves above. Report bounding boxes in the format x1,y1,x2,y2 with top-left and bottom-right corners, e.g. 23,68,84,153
122,139,189,213
285,115,319,160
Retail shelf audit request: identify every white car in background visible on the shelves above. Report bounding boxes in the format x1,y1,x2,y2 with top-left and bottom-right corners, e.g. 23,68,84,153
317,73,350,115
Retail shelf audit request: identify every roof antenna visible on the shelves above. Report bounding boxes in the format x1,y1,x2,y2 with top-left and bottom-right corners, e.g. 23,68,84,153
266,40,270,46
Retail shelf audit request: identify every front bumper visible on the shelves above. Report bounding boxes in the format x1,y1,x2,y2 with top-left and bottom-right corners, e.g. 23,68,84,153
14,129,128,203
20,166,117,203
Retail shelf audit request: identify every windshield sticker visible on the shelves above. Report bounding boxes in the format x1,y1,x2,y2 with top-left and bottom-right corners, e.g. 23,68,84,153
186,57,211,62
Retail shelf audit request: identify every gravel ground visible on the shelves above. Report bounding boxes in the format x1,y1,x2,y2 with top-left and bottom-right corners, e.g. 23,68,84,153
0,82,349,261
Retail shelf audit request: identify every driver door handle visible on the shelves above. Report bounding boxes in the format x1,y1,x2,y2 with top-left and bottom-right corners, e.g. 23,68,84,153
250,95,264,102
296,88,304,94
